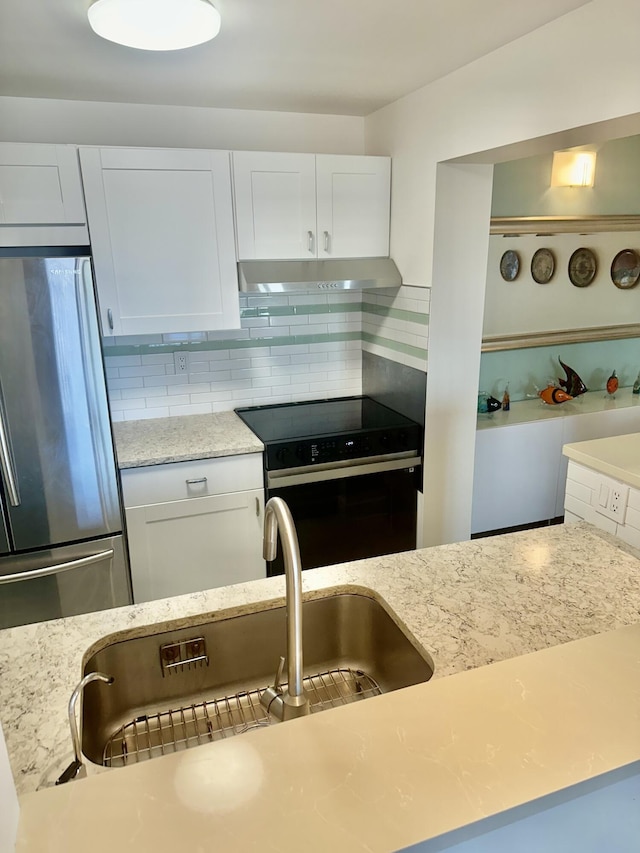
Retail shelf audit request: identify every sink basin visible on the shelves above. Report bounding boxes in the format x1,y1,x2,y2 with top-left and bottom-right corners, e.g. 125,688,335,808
81,589,434,768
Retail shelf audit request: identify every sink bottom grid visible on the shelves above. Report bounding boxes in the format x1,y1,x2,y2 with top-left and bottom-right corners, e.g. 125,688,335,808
103,666,381,767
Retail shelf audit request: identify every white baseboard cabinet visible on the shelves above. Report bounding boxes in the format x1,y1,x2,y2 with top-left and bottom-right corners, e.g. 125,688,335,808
472,393,640,535
121,454,266,603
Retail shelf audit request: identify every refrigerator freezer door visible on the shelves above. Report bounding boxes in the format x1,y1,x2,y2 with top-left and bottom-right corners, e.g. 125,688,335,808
0,253,122,551
0,535,131,629
0,508,8,556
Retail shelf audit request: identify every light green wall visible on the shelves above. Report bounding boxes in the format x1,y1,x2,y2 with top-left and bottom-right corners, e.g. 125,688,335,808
491,135,640,217
479,338,640,402
486,134,640,399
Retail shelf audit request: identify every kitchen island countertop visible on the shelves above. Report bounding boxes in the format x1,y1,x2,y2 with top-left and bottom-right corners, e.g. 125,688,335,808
2,521,640,796
563,431,640,489
3,522,640,850
113,410,264,468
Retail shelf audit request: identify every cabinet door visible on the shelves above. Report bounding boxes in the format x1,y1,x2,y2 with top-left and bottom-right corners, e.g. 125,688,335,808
232,151,317,259
126,489,266,603
315,155,390,258
80,147,240,336
0,143,88,246
472,420,564,534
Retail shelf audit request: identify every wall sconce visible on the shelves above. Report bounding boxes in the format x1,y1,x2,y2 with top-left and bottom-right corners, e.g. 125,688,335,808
550,150,597,188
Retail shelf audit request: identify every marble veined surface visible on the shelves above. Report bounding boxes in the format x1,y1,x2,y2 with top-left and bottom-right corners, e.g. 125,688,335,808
1,522,639,802
113,411,264,468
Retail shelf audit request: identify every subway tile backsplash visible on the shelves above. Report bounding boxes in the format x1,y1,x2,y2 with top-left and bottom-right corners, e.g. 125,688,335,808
104,287,429,421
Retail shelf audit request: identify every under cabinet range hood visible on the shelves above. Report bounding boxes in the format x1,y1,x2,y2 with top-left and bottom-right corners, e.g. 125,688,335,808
237,258,402,293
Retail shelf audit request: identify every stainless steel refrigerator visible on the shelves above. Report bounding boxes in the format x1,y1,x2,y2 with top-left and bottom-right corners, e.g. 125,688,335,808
0,248,131,629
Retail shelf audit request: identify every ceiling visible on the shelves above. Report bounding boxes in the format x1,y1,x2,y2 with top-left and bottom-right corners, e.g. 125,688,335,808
0,0,591,117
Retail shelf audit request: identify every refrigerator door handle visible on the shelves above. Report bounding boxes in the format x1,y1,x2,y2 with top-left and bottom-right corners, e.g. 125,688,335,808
0,384,20,507
0,548,114,585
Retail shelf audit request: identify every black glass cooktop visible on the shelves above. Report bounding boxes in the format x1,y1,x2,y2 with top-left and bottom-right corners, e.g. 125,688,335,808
236,396,422,470
236,396,415,442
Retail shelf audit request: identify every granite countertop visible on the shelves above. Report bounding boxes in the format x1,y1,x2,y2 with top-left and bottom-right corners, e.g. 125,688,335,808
563,432,640,489
113,411,264,468
1,521,640,804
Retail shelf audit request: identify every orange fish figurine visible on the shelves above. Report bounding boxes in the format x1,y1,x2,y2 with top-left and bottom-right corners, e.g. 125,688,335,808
538,384,573,405
606,370,618,397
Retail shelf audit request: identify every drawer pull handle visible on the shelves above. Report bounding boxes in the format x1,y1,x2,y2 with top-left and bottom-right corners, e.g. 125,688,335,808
186,477,208,486
255,496,260,517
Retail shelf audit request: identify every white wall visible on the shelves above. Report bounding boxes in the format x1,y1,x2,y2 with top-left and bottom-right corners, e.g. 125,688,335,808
0,96,364,154
364,0,640,546
0,722,19,853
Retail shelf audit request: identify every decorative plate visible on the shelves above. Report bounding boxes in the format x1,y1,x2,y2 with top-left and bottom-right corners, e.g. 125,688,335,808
499,249,520,282
531,248,555,284
611,249,640,289
568,247,597,287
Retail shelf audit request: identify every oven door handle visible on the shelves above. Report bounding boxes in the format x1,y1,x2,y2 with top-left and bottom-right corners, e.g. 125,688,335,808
266,455,421,489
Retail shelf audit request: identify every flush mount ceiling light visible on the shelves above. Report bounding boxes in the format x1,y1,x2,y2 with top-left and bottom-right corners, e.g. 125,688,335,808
87,0,221,51
550,150,597,188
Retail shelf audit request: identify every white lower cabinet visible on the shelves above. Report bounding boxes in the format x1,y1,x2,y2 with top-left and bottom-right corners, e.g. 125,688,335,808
472,420,564,534
472,405,640,535
121,454,266,603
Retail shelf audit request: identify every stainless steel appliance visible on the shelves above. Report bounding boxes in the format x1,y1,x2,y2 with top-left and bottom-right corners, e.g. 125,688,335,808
236,396,422,576
0,247,131,629
237,257,402,293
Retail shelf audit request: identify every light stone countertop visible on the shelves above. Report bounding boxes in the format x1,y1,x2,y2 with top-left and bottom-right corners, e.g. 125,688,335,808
1,521,639,804
15,622,640,852
563,431,640,489
112,411,264,468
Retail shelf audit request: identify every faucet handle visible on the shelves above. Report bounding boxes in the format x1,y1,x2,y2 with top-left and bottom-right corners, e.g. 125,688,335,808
274,655,285,692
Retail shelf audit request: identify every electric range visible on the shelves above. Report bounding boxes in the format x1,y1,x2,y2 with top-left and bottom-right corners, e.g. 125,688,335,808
235,396,423,575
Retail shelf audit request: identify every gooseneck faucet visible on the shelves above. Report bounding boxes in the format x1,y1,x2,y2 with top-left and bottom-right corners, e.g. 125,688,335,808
259,497,310,721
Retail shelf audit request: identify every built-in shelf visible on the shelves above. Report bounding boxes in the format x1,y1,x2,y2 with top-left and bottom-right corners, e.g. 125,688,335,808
477,387,640,430
490,214,640,236
482,323,640,352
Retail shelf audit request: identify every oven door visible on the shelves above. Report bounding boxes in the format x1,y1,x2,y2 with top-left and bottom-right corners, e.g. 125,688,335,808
266,456,421,576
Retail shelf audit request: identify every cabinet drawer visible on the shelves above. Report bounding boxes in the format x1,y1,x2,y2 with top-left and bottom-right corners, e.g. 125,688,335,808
121,454,263,507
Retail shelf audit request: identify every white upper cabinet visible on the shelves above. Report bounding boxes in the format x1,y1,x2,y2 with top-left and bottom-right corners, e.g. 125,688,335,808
232,151,390,260
79,147,240,337
233,151,316,260
315,155,391,259
0,143,88,246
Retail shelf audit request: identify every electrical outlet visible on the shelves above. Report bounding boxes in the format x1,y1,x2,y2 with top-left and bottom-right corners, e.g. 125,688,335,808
608,486,629,522
596,478,628,524
174,352,188,373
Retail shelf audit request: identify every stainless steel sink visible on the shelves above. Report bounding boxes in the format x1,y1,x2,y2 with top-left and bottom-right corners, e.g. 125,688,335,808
81,590,434,768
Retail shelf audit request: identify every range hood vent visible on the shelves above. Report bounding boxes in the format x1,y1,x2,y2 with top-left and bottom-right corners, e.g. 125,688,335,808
238,258,402,293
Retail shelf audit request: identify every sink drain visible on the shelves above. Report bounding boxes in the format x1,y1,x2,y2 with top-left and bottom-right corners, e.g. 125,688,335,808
103,667,381,767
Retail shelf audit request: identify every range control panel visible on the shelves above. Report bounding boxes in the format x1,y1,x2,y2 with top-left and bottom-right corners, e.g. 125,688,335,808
266,424,422,471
